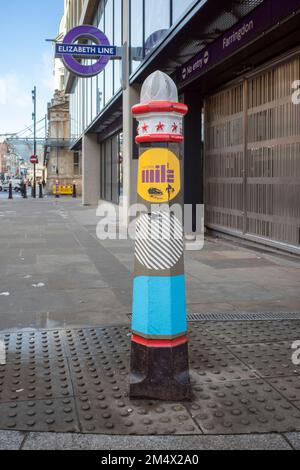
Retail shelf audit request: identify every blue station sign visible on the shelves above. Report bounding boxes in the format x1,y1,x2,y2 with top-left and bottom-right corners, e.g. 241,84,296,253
55,43,117,59
55,25,117,77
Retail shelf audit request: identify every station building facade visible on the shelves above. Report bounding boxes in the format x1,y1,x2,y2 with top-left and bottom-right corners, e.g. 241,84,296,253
62,0,300,253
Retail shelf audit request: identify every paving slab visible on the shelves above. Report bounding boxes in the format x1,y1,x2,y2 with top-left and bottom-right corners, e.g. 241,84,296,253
285,432,300,450
21,432,292,450
0,397,79,433
0,431,25,450
0,323,299,436
228,342,300,378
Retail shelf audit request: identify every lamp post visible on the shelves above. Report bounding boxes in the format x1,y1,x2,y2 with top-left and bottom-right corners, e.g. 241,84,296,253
129,71,191,401
32,86,37,199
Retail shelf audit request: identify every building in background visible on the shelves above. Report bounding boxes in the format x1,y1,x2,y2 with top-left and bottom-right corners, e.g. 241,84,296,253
0,141,9,179
45,90,82,194
58,0,300,253
0,140,23,179
44,3,82,195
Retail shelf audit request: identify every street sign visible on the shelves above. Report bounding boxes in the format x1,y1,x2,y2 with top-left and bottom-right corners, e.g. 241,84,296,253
55,25,117,77
56,43,116,59
30,156,38,165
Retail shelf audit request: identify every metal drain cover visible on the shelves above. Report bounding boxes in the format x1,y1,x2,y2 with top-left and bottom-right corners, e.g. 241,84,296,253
188,312,300,322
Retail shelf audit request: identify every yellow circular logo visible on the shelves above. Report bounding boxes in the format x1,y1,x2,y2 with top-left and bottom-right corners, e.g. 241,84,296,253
137,149,181,203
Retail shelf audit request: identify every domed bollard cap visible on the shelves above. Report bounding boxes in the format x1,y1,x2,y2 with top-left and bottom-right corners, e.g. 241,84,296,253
132,70,188,144
140,71,178,103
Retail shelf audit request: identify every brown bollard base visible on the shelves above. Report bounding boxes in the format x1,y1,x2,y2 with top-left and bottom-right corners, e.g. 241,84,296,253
129,341,192,401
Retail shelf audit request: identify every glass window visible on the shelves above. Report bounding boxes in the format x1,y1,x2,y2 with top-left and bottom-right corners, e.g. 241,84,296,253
100,143,106,200
104,62,113,105
80,78,84,132
118,133,123,199
73,152,82,176
98,1,104,29
105,0,113,43
77,79,81,136
91,75,97,121
105,139,112,201
100,133,123,203
98,71,104,113
83,75,88,129
87,76,92,125
130,0,143,73
111,134,119,204
104,0,114,104
172,0,194,23
144,0,170,56
114,0,122,93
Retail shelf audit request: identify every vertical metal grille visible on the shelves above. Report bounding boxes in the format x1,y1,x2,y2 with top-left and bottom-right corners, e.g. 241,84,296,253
204,83,244,232
204,57,300,248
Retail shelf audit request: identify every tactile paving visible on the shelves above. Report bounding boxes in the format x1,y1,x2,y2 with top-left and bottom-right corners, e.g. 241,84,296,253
266,376,300,402
202,320,300,345
189,344,258,383
69,355,198,435
188,380,300,434
0,323,300,435
76,396,199,435
0,398,79,433
68,354,129,398
1,330,65,362
63,326,131,357
228,343,300,378
0,358,73,403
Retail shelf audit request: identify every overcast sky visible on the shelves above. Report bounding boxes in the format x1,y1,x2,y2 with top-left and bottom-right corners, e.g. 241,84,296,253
0,0,63,139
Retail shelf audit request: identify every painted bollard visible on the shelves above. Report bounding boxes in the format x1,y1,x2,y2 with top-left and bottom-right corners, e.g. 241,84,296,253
39,182,43,199
130,71,191,401
72,181,77,198
8,181,13,200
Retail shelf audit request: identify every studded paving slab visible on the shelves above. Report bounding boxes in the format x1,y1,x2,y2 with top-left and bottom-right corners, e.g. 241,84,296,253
1,321,300,435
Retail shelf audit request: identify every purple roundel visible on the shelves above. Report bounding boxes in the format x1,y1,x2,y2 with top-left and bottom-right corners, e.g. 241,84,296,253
62,25,111,77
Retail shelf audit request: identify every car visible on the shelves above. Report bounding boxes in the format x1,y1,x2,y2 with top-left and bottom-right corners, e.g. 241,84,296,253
12,179,22,192
148,187,164,197
0,179,21,192
0,181,10,192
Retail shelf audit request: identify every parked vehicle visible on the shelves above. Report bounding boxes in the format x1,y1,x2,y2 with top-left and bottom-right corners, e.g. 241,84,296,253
0,179,22,192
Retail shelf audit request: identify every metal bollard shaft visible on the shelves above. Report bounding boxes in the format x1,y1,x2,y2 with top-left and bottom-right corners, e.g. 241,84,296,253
55,181,60,199
8,182,13,200
130,71,191,401
72,181,77,198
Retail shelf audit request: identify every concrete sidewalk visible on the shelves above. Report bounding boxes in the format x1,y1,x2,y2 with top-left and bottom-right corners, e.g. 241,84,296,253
0,197,299,331
0,197,300,450
1,431,298,450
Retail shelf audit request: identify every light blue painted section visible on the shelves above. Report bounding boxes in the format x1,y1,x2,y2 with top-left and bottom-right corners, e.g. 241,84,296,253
132,275,187,337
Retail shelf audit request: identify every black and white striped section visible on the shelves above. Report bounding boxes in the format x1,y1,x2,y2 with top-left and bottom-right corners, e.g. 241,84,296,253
135,212,184,271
